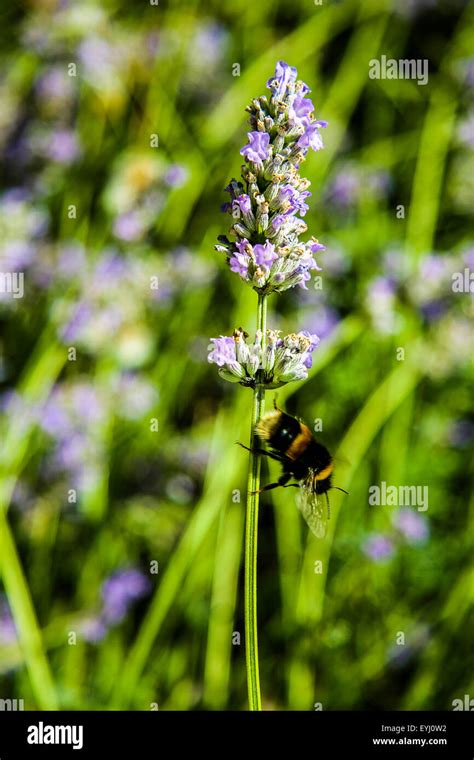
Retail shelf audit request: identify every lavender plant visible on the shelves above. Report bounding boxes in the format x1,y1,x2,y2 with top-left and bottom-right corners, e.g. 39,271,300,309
208,61,327,710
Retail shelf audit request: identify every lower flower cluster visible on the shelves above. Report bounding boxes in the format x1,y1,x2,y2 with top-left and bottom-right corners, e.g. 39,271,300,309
216,234,325,293
208,327,319,388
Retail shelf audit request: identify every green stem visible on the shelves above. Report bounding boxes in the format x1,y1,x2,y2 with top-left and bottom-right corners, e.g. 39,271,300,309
244,292,267,710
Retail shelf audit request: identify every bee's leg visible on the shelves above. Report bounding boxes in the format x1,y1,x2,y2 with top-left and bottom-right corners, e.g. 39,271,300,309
252,472,291,494
325,492,331,519
236,442,284,462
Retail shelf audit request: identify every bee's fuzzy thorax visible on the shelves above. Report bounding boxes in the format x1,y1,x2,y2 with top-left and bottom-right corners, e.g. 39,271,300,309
255,410,282,440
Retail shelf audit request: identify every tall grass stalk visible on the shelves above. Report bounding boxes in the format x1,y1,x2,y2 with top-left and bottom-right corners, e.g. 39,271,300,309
244,292,266,710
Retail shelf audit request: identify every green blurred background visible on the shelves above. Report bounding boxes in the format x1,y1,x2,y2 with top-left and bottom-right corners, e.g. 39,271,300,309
0,0,473,710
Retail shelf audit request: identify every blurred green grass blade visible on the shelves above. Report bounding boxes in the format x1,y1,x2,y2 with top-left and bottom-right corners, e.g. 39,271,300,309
203,501,244,708
273,495,302,626
112,397,249,707
0,335,65,512
0,513,58,708
401,565,474,708
314,2,391,174
405,5,470,258
0,331,64,708
379,393,413,485
405,89,456,257
287,355,422,707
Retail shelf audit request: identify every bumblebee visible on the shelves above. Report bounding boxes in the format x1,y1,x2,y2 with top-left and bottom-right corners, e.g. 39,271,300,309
239,400,347,538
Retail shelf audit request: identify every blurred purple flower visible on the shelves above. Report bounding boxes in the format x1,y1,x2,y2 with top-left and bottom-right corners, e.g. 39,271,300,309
368,276,396,302
44,129,81,164
387,625,430,668
465,59,474,87
328,167,391,208
191,22,228,67
94,251,129,281
169,246,216,288
51,433,90,473
448,420,474,449
70,384,103,424
419,255,446,280
1,241,35,270
300,304,340,340
164,165,188,188
78,37,115,75
116,373,158,420
113,211,145,242
420,299,446,322
81,617,107,644
462,248,474,269
328,169,359,207
40,393,71,437
458,111,474,149
57,243,87,277
392,508,429,544
102,569,151,625
60,301,93,342
36,66,74,103
2,188,30,205
0,597,17,644
363,534,395,562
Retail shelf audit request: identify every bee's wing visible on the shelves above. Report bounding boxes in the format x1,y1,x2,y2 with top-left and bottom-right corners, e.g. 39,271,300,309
296,482,327,539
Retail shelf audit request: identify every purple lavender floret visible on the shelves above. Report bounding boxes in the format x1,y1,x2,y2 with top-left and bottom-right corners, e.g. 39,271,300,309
290,94,315,124
229,249,251,277
207,335,237,367
297,121,328,152
240,131,270,164
253,242,278,267
233,194,251,214
266,60,298,99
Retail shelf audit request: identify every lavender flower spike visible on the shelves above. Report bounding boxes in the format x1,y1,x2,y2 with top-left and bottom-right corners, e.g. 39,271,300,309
217,61,328,295
208,63,330,712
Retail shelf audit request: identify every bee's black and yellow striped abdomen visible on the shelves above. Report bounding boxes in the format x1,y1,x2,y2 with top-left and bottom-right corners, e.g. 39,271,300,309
256,409,333,493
